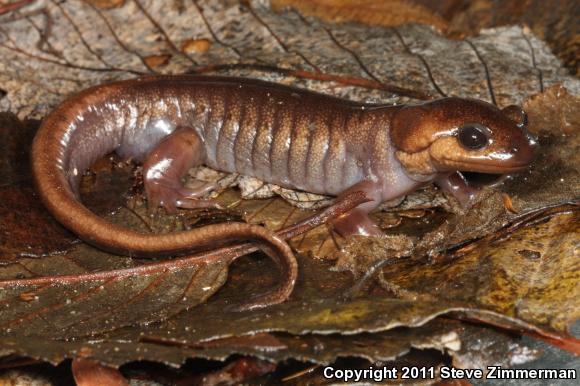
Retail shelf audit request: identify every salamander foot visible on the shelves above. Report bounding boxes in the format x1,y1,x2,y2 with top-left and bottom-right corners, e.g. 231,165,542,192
331,208,383,237
145,179,221,213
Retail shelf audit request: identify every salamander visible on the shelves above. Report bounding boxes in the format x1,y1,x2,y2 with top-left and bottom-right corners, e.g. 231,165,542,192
31,75,537,307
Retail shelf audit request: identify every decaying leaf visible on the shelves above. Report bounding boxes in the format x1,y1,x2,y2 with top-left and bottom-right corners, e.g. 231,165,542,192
1,0,578,119
0,114,76,260
0,250,543,367
271,0,450,31
0,245,229,337
368,211,580,331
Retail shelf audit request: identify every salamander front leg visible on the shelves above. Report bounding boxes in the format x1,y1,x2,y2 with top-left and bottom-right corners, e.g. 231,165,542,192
434,172,478,207
143,127,220,213
331,181,383,237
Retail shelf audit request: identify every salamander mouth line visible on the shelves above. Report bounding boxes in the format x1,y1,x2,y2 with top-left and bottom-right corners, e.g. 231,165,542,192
439,158,532,174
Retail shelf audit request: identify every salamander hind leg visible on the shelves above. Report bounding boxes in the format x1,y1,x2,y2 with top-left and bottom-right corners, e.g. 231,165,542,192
143,127,219,213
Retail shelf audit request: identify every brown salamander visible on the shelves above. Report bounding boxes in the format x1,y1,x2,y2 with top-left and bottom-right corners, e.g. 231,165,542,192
31,75,537,308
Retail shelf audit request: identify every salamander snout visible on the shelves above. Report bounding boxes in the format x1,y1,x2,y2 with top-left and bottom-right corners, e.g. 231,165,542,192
490,104,538,169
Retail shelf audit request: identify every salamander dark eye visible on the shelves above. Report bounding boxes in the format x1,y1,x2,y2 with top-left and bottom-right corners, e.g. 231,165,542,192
457,124,490,150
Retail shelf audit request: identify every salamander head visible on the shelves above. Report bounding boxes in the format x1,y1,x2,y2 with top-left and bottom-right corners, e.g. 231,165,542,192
391,97,537,180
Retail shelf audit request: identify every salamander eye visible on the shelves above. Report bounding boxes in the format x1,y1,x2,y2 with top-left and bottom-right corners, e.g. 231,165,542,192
457,124,490,150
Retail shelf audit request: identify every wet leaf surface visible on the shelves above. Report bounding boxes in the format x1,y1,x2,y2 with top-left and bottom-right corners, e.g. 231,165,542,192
375,211,579,331
0,0,577,378
0,114,76,260
0,252,543,367
78,157,135,218
0,245,230,337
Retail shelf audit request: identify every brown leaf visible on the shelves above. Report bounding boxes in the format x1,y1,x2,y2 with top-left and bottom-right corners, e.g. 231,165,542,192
0,114,76,260
271,0,450,31
524,84,579,135
79,156,135,217
0,113,35,185
0,241,228,337
0,314,541,369
0,184,75,260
